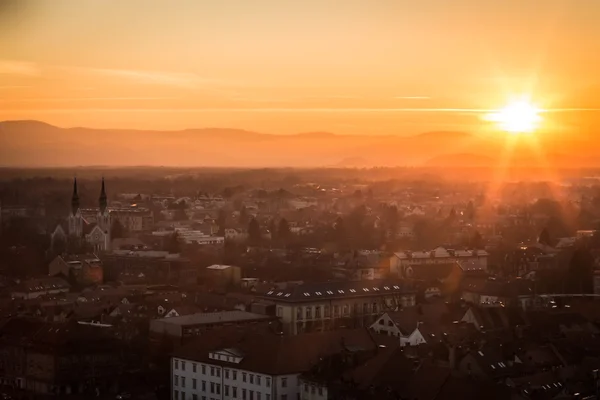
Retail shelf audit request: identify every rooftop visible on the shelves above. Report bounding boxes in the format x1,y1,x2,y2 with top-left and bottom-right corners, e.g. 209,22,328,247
153,310,271,326
259,279,415,303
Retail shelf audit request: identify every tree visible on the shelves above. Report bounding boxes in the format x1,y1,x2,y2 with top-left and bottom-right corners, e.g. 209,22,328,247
173,208,188,221
538,227,553,247
568,246,594,293
110,219,126,239
278,218,291,243
239,206,249,226
466,201,476,221
166,231,181,254
268,219,278,242
217,209,227,236
471,231,484,249
248,218,261,245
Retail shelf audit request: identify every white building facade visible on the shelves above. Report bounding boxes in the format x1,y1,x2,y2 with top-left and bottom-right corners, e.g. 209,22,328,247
172,352,299,400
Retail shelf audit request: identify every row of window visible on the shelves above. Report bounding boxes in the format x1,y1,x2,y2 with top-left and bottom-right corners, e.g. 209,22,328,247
173,389,277,400
303,384,324,396
173,360,275,388
295,301,400,320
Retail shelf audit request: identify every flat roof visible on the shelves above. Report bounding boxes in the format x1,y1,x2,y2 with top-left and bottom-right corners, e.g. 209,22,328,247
154,311,271,326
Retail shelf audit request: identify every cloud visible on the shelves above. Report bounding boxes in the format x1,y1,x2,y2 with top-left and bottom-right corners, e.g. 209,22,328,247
8,96,177,102
0,60,40,76
84,67,224,88
394,96,430,100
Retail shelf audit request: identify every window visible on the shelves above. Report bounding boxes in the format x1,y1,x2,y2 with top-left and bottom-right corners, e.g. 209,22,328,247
202,365,206,374
225,369,229,379
258,393,262,400
363,303,369,313
193,379,197,389
174,375,179,386
315,306,321,318
343,305,349,315
243,372,247,382
281,395,287,400
173,390,179,400
379,319,384,325
257,376,261,385
193,363,197,373
182,361,186,371
250,391,254,400
311,386,315,394
306,307,312,319
318,387,323,395
224,386,229,396
202,381,206,391
296,307,303,320
216,368,220,378
181,377,186,388
372,303,377,313
210,382,215,394
233,387,238,398
174,360,179,370
266,377,271,387
281,377,287,388
211,366,215,376
266,395,270,400
333,305,339,317
250,374,254,384
242,388,247,400
216,384,220,395
324,306,330,317
304,384,309,392
193,395,198,400
388,320,393,327
233,370,238,380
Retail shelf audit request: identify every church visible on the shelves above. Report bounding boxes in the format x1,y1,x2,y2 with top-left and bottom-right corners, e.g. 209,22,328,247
51,178,112,252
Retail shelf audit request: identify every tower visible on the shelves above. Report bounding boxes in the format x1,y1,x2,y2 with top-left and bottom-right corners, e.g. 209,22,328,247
67,178,83,237
97,177,111,234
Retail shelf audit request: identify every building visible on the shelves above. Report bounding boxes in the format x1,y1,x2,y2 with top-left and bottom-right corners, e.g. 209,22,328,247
11,277,70,300
0,318,123,396
391,247,489,277
110,206,154,232
50,178,112,252
171,328,379,400
48,254,103,285
259,280,416,335
101,250,197,286
149,311,275,347
204,265,242,288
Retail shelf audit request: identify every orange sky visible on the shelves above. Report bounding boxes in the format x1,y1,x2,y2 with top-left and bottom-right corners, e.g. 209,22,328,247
1,0,599,135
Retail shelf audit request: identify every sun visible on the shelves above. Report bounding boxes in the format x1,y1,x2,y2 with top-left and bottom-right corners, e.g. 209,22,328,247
486,99,543,134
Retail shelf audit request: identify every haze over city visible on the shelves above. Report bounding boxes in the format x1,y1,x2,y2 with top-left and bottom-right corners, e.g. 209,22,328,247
4,2,600,400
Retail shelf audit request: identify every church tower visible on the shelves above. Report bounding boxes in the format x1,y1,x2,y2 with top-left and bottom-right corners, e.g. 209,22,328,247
67,178,83,237
97,177,111,234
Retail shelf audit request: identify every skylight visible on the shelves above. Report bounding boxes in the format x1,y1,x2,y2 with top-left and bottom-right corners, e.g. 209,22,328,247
315,292,322,296
267,291,274,295
349,289,356,293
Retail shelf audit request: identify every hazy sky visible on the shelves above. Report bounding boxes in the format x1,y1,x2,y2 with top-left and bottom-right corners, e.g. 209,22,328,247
1,0,599,134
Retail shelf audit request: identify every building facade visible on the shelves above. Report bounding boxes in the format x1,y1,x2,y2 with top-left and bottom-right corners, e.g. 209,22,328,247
391,247,489,277
259,280,416,335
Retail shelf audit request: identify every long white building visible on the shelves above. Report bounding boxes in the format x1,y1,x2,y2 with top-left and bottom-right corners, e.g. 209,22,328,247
171,328,378,400
391,247,489,277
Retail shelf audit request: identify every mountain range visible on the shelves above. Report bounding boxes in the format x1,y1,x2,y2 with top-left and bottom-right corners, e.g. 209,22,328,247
0,120,598,168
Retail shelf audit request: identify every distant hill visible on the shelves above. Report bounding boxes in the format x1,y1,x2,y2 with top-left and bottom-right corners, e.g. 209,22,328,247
1,120,598,168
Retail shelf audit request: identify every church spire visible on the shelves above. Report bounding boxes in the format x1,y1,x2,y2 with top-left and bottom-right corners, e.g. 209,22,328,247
71,177,80,215
99,177,107,213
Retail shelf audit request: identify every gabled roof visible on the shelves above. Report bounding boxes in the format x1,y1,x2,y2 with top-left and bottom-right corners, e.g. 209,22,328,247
260,280,415,303
174,327,378,375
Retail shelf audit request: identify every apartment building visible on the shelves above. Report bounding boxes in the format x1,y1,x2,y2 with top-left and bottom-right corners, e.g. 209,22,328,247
391,247,489,277
259,280,416,335
171,328,378,400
